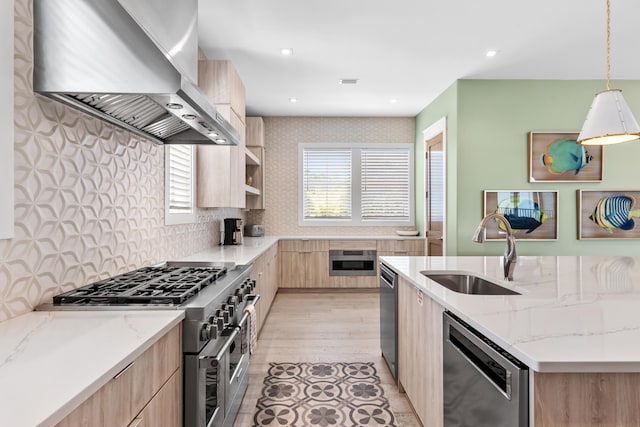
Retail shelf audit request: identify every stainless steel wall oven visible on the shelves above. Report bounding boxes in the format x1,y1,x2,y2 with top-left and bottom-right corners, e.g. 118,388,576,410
329,250,377,276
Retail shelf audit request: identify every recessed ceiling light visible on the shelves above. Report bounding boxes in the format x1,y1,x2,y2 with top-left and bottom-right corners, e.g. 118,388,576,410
289,97,298,103
340,78,359,85
390,98,398,104
281,48,293,56
486,50,498,57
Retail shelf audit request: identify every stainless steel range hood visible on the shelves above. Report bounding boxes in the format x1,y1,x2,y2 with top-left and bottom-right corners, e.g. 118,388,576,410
33,0,239,146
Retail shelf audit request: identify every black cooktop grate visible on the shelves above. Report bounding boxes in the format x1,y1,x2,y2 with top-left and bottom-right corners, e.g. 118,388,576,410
53,265,227,306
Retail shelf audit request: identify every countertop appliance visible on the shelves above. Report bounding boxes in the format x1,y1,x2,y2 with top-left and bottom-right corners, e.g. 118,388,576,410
46,261,259,427
379,262,398,381
32,0,239,146
329,249,377,276
443,312,528,427
223,218,243,246
244,224,264,237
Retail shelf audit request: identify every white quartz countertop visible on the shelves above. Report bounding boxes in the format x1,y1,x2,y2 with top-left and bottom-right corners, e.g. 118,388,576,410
381,255,640,373
181,235,423,265
0,310,184,427
179,236,280,265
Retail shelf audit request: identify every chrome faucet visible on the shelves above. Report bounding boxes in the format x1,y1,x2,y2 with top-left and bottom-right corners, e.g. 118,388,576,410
472,213,517,281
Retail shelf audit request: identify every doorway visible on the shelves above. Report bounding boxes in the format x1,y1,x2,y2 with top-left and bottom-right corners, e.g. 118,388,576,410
423,118,446,255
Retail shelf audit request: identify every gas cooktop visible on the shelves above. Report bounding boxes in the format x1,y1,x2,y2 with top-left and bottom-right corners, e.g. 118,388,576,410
53,264,228,306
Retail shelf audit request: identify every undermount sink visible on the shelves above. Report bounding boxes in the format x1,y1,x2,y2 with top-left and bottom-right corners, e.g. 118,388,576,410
421,272,521,295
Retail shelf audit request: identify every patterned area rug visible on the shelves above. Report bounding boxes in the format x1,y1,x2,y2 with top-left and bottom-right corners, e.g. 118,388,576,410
253,362,397,427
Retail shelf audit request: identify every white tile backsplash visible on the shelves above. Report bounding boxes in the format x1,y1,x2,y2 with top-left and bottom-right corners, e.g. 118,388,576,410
0,0,242,321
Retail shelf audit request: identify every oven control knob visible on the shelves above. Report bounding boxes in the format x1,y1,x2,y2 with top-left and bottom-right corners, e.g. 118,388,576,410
223,303,235,317
208,315,216,324
229,294,240,305
233,290,243,302
219,309,229,323
216,316,225,331
248,279,256,290
200,323,218,341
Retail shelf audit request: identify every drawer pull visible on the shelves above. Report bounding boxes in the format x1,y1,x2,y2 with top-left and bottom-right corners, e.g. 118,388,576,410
114,361,135,379
127,418,143,427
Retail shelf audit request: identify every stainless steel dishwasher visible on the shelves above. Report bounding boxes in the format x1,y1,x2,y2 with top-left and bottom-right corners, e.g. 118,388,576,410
443,312,528,427
379,262,398,381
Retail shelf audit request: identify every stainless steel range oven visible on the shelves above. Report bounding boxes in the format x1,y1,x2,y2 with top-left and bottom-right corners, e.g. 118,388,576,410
43,261,259,427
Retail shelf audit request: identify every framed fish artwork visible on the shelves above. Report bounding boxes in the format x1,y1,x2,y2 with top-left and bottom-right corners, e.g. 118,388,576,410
578,190,640,239
528,132,603,182
483,190,559,240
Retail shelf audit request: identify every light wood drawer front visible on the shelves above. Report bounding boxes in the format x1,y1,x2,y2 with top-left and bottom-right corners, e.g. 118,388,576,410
134,369,183,427
329,240,376,250
279,239,329,252
377,239,425,253
396,239,425,253
377,240,396,252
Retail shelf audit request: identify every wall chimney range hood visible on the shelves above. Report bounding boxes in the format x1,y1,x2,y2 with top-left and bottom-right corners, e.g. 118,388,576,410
33,0,239,146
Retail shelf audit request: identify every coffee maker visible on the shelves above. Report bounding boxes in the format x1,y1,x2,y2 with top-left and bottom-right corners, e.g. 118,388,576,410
223,218,243,245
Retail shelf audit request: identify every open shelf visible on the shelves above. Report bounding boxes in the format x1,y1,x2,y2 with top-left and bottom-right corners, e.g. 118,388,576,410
245,148,260,166
245,185,261,196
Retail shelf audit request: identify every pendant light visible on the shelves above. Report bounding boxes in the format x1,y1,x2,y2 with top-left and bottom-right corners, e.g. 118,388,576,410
577,0,640,146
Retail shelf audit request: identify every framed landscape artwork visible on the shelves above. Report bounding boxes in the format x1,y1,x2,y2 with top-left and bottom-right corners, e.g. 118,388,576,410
578,190,640,239
529,132,603,182
483,190,558,240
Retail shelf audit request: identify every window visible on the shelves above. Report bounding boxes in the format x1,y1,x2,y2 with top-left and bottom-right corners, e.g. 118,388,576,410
165,145,196,225
299,143,414,226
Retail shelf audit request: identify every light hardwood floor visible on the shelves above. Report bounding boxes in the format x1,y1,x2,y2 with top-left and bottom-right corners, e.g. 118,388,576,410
233,291,421,427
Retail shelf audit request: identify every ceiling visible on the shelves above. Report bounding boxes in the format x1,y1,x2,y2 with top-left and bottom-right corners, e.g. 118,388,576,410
198,0,640,117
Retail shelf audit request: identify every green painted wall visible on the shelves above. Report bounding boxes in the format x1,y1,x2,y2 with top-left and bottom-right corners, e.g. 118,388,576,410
416,79,640,256
415,81,458,254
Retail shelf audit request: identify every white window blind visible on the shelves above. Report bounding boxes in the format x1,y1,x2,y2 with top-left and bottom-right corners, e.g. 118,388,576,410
303,149,352,219
168,145,193,214
361,148,411,220
429,151,444,221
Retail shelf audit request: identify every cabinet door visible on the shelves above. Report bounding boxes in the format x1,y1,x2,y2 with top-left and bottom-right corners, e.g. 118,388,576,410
305,251,329,287
398,278,443,427
279,252,306,287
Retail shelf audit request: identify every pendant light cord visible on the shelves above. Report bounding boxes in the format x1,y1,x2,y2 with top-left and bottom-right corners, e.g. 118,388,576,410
606,0,611,90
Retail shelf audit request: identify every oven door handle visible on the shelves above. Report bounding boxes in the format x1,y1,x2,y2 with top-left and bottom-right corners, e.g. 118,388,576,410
198,326,240,368
245,294,261,307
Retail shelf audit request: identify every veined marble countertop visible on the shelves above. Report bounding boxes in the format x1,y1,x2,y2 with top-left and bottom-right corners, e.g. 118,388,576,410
381,255,640,373
0,310,184,427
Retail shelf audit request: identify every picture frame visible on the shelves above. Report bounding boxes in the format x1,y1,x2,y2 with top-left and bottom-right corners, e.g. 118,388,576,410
577,190,640,239
528,132,603,182
483,190,559,240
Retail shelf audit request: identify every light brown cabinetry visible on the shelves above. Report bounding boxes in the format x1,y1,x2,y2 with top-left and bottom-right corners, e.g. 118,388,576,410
245,117,265,210
533,372,640,426
398,278,444,427
57,325,182,427
377,239,425,256
250,242,279,334
279,240,329,288
197,60,246,208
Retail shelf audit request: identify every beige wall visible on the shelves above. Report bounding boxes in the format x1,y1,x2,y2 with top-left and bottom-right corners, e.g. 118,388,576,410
246,117,416,235
0,0,242,321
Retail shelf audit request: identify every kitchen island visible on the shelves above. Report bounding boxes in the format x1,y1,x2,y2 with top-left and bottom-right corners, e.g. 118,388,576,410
382,255,640,426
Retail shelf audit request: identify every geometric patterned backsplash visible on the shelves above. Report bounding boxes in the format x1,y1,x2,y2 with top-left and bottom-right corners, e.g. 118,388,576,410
0,0,241,322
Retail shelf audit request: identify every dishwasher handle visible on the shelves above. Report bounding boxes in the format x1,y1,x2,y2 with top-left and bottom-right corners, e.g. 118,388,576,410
379,263,397,289
444,312,527,400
